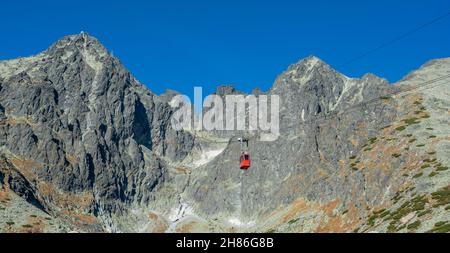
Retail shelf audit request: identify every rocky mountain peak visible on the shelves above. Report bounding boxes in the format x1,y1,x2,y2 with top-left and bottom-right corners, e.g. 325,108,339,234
270,55,344,94
1,34,449,233
293,54,324,67
43,32,113,76
286,55,333,74
47,32,108,55
215,85,245,96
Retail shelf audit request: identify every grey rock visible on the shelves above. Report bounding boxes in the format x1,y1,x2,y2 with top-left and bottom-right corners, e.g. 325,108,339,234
1,33,449,233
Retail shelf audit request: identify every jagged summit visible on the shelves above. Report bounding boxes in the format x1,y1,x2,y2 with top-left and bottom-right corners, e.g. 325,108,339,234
287,55,331,72
47,32,108,54
295,55,325,66
1,34,449,233
286,55,388,83
270,55,345,94
0,33,116,81
215,85,245,96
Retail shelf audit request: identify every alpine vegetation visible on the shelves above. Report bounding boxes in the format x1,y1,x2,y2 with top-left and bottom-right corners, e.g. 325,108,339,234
1,33,449,233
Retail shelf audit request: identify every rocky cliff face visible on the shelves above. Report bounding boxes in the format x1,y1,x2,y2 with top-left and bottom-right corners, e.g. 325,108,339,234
1,33,449,233
0,33,194,231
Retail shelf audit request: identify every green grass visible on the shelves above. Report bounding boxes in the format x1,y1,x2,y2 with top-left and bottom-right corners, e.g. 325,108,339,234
427,221,450,233
392,192,403,203
367,214,378,226
392,153,401,158
434,221,448,227
369,137,378,144
421,164,430,169
426,127,434,130
417,209,432,217
288,218,300,225
395,126,406,132
349,155,357,160
429,171,439,177
413,172,423,178
387,223,398,233
402,118,421,125
407,220,421,230
428,135,437,139
6,221,15,226
409,138,417,143
436,166,449,172
379,210,390,218
431,187,450,207
388,195,428,223
416,144,425,147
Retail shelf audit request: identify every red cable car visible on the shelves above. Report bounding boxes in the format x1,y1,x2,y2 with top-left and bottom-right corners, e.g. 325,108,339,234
240,151,251,170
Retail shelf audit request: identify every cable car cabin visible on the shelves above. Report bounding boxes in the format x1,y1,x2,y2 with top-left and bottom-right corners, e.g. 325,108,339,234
240,151,251,170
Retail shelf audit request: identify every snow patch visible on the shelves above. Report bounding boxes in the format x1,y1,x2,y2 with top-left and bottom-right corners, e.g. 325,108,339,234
168,201,194,222
331,77,352,110
227,217,256,227
192,148,225,167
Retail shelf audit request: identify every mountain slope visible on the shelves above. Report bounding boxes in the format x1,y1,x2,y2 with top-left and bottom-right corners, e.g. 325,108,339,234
0,33,194,232
1,33,449,232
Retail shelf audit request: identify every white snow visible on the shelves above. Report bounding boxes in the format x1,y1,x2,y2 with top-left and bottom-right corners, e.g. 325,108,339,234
168,201,194,222
227,217,256,227
192,148,226,167
330,77,352,110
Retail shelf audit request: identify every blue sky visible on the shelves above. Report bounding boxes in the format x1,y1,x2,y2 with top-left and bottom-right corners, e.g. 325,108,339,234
1,0,450,97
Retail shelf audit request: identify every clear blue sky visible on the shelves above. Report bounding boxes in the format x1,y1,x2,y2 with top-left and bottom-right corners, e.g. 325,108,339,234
1,0,450,96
